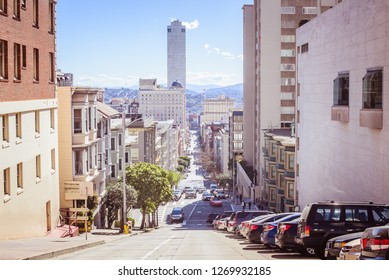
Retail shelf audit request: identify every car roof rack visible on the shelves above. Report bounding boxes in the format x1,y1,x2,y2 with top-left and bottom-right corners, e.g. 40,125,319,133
317,200,375,205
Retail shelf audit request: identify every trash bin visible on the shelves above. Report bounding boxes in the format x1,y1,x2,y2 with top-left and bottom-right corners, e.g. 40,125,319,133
123,224,129,234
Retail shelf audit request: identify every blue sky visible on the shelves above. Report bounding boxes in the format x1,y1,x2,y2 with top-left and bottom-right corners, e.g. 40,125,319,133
56,0,252,88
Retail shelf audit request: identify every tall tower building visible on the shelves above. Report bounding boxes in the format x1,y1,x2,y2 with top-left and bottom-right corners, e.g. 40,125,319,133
167,20,186,89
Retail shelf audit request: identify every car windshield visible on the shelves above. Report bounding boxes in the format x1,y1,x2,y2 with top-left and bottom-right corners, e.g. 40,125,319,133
172,210,182,215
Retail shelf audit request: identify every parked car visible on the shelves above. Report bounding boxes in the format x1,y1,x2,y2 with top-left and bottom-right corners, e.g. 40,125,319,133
338,238,362,260
185,189,197,199
202,191,213,201
206,213,219,224
170,207,184,223
325,232,363,260
296,201,389,259
210,197,222,207
260,213,301,248
240,213,275,238
227,210,274,234
275,219,301,252
247,213,296,244
360,224,389,260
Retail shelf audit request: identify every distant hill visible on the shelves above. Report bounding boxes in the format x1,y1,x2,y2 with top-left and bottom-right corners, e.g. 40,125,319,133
104,83,243,113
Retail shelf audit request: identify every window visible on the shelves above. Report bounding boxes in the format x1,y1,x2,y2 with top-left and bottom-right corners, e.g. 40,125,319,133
110,137,115,150
362,69,382,109
125,152,129,163
314,206,341,222
281,6,295,14
49,52,54,82
2,114,9,142
36,154,41,179
21,0,25,9
35,110,40,133
75,150,83,175
119,158,122,171
49,1,55,33
50,108,55,130
17,162,23,189
233,133,242,141
131,148,139,160
281,35,295,43
0,40,8,79
345,207,369,222
281,64,295,71
281,49,295,57
0,0,8,14
73,109,82,133
33,48,39,81
15,112,21,138
301,43,309,53
286,153,294,170
302,7,317,14
269,164,276,180
51,149,55,171
33,0,39,27
281,20,295,29
118,133,122,146
333,73,349,106
281,78,296,86
287,182,294,199
270,188,276,202
22,45,26,68
110,165,116,178
13,0,20,19
4,168,10,197
281,92,294,100
13,43,21,80
167,28,171,32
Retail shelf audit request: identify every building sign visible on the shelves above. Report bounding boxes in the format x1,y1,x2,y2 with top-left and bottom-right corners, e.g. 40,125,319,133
64,181,93,200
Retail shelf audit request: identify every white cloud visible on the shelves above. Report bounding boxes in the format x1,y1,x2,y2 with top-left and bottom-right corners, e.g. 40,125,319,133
204,44,243,61
74,74,165,88
182,19,199,30
187,71,242,86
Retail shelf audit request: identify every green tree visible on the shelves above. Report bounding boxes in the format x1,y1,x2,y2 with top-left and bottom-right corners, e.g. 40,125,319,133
166,170,181,188
105,183,138,229
125,162,172,229
176,165,185,173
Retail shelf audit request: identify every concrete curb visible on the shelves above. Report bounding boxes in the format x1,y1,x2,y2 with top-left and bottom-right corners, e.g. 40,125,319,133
25,229,150,260
25,240,106,260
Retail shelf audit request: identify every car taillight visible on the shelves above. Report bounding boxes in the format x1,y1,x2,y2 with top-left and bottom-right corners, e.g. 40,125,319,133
263,225,275,232
361,237,389,251
250,224,258,231
280,224,292,233
304,225,310,237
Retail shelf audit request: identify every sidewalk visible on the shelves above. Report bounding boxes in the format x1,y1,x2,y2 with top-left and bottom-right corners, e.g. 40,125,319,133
0,228,146,260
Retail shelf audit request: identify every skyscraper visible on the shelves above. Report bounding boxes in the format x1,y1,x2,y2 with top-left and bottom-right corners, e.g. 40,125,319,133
167,20,186,89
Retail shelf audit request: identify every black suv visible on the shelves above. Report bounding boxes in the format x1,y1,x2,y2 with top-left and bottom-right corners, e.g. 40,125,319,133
296,201,389,259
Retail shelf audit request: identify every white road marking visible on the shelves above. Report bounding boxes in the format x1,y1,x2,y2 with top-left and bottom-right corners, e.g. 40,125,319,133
141,234,176,260
187,201,199,221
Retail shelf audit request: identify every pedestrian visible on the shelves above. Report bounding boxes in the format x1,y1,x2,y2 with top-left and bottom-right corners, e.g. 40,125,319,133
239,194,243,204
236,194,239,203
242,201,246,211
248,201,252,210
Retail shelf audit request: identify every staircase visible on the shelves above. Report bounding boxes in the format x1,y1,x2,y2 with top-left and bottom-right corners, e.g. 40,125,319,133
46,225,79,238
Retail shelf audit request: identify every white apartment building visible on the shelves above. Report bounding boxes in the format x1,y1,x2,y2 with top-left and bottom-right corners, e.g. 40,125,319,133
296,0,389,207
239,0,341,211
167,20,186,89
138,78,186,156
57,87,109,228
203,95,235,124
156,120,179,171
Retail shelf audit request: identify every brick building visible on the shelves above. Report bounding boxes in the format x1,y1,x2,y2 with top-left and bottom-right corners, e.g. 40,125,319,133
0,0,59,239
